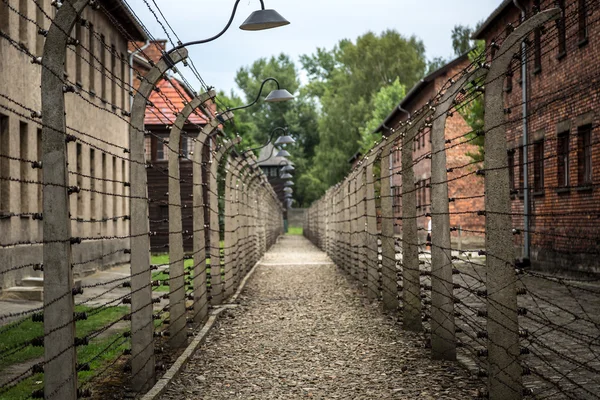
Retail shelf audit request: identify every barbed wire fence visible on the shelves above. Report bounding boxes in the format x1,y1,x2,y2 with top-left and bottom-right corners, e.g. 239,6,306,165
0,0,284,398
305,3,600,400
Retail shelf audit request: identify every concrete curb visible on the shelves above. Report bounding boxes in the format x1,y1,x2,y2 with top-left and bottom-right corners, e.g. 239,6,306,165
140,258,263,400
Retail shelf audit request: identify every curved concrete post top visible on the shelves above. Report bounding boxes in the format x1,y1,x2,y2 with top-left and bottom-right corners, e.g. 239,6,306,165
485,9,560,87
433,68,488,125
215,136,242,164
171,90,217,133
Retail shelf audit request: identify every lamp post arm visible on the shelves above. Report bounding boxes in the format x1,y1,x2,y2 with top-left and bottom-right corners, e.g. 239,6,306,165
225,77,281,113
244,126,287,155
167,0,266,55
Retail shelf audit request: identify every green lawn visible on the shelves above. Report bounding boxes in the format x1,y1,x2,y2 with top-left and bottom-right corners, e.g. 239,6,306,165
0,306,130,399
287,226,303,235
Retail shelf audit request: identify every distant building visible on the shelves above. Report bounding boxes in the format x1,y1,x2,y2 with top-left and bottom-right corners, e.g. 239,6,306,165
375,53,486,249
0,0,146,292
474,0,599,274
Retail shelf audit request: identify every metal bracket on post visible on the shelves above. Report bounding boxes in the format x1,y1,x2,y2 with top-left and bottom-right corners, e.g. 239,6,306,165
483,9,559,400
167,90,216,348
129,47,189,392
430,68,487,361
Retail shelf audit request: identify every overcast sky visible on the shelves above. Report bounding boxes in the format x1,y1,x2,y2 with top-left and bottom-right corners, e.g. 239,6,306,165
127,0,500,97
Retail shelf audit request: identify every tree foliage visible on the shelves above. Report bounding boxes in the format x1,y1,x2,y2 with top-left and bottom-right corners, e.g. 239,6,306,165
301,30,426,193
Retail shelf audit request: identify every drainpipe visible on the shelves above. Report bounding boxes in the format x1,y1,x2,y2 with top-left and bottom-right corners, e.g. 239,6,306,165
129,41,151,106
514,0,530,259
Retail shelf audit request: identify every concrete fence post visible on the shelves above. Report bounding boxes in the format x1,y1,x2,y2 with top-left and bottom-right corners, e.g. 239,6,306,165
167,90,215,348
429,69,485,360
41,1,91,398
402,119,427,332
192,113,232,323
356,167,367,285
209,138,240,305
483,9,559,400
129,48,188,392
365,160,379,301
380,140,398,311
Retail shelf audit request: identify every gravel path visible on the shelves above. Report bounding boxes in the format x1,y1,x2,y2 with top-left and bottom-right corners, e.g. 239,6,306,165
159,235,481,399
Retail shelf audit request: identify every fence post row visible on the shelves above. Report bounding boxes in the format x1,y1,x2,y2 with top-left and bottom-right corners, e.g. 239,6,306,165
191,113,232,325
483,8,560,400
167,90,216,348
302,12,563,400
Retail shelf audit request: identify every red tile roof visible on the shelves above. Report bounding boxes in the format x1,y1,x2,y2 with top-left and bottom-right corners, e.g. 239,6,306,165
145,78,209,126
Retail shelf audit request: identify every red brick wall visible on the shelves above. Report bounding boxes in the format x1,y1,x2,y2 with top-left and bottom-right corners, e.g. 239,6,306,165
385,59,486,248
478,0,600,273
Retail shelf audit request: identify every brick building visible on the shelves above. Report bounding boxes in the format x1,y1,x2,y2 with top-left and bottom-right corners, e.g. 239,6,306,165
375,54,486,249
474,0,599,274
131,40,214,252
0,0,146,294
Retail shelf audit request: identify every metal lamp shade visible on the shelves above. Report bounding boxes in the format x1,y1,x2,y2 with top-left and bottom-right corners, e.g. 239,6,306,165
276,149,291,158
281,165,295,172
280,173,293,180
265,89,295,103
284,181,294,187
283,187,293,194
274,135,296,145
284,193,293,198
239,9,290,31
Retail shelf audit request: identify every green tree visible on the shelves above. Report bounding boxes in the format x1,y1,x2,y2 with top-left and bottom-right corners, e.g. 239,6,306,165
451,24,476,56
233,54,300,150
301,30,427,194
358,78,406,155
459,39,486,162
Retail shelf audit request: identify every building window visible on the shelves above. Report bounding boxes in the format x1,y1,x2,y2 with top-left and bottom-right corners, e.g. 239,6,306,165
100,34,107,101
88,23,95,93
20,122,29,213
19,0,28,44
533,140,544,193
579,0,588,45
76,143,83,216
144,137,152,161
90,149,96,216
508,149,516,190
0,0,8,32
36,1,45,56
112,156,117,217
533,27,542,73
557,0,566,57
111,44,117,106
0,114,9,213
156,138,168,161
577,124,592,185
415,182,421,209
557,132,569,188
37,129,42,212
122,160,127,215
518,146,525,192
120,53,127,111
506,64,514,93
75,23,83,85
102,153,107,219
